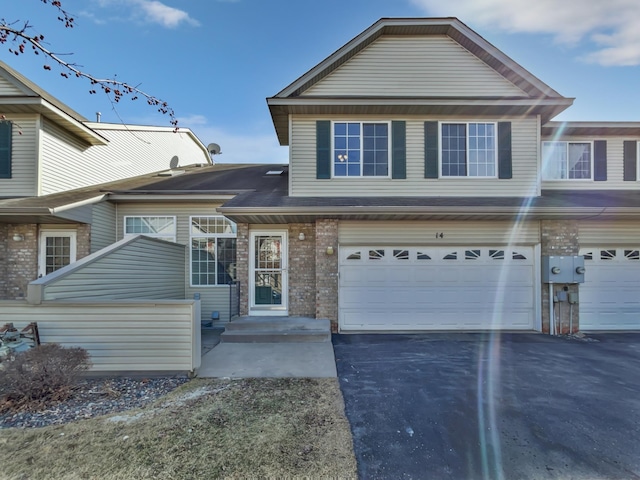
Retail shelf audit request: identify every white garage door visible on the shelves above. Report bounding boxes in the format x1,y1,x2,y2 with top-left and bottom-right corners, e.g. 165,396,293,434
339,246,535,331
579,247,640,331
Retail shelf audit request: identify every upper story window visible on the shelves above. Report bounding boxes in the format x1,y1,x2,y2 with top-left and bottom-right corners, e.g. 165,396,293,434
542,141,592,180
124,216,176,242
190,216,237,286
441,122,496,177
333,122,389,177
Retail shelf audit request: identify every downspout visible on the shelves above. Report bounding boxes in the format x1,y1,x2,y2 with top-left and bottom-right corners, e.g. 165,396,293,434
548,283,554,335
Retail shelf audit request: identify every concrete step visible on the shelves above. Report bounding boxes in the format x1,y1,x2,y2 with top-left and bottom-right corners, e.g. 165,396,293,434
221,316,331,343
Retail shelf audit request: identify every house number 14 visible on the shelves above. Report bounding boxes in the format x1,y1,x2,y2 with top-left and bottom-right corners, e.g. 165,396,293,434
435,232,444,238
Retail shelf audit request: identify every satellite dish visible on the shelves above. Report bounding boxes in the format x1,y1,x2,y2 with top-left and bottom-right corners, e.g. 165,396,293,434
169,155,179,169
207,143,222,155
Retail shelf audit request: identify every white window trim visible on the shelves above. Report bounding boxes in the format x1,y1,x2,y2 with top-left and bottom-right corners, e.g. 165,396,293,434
189,215,237,288
331,120,392,179
439,121,498,179
636,142,640,181
123,216,177,242
38,229,77,277
542,140,594,181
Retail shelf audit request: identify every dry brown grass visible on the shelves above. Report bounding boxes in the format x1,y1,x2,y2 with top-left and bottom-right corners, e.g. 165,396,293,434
0,378,357,479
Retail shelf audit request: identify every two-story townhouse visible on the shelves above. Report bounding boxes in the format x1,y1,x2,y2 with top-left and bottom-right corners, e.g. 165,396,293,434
0,60,212,300
210,17,640,334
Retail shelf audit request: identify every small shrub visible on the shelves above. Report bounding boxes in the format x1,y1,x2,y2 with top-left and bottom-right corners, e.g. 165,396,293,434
0,344,91,412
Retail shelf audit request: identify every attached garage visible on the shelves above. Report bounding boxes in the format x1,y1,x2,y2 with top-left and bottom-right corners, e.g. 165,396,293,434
339,246,537,331
579,247,640,331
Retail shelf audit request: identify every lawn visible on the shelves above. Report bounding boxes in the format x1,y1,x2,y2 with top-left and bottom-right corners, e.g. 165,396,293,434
0,378,357,479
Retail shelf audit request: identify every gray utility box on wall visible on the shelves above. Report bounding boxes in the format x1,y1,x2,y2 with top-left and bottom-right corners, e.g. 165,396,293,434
541,256,585,283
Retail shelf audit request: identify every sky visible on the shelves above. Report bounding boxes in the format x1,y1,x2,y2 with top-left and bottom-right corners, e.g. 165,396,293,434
2,0,640,164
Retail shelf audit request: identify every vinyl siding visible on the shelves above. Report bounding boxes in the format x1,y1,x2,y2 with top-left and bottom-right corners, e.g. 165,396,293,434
0,76,25,95
1,300,200,372
91,202,117,253
290,115,540,197
303,36,527,97
40,120,209,195
0,114,38,197
579,220,640,245
35,236,186,301
542,136,636,190
339,220,540,245
115,202,233,322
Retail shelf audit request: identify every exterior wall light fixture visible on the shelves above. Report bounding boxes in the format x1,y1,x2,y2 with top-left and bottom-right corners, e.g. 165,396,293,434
12,234,24,242
298,232,305,241
326,246,334,255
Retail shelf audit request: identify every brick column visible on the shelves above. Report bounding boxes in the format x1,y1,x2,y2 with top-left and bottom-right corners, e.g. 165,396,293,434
0,224,7,298
316,219,339,332
288,223,316,317
76,224,91,260
6,224,38,299
236,223,249,316
540,220,579,334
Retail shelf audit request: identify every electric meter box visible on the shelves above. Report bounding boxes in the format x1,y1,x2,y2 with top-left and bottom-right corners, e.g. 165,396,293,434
542,256,585,283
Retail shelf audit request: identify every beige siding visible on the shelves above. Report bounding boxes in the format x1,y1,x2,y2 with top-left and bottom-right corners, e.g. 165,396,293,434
0,76,26,95
31,236,186,302
579,220,640,245
303,36,527,97
1,300,201,372
0,114,38,197
290,115,540,197
115,202,233,322
40,121,209,195
339,220,540,245
91,202,117,253
541,136,637,190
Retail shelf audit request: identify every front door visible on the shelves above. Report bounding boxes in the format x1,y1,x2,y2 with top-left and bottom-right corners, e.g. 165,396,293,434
39,229,77,277
249,231,288,315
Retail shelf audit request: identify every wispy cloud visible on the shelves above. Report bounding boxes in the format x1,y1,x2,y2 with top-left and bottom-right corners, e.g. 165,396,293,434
91,0,199,28
410,0,640,66
176,116,287,164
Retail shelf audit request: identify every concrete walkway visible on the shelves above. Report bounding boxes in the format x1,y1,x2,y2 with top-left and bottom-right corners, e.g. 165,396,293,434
197,341,337,378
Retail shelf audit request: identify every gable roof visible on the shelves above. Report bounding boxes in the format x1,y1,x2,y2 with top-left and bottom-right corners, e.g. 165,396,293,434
0,60,107,145
267,18,574,145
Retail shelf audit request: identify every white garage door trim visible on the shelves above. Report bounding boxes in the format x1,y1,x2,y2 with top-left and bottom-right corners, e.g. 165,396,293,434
339,245,540,332
579,247,640,331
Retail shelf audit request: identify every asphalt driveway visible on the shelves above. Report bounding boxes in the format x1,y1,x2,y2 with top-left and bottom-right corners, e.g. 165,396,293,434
333,333,640,480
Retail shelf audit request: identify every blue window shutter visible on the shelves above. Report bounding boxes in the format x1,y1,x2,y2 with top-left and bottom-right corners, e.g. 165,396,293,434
0,121,12,179
424,121,438,178
623,141,637,181
497,122,512,179
593,140,607,181
316,121,331,179
391,121,406,179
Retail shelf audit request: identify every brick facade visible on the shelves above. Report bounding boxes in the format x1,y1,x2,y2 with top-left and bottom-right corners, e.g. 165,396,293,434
315,219,339,332
540,220,579,334
0,224,7,298
287,223,316,317
5,224,38,299
236,223,250,316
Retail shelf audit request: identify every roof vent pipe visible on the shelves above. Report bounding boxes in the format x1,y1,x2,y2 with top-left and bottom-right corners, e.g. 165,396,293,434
96,112,101,123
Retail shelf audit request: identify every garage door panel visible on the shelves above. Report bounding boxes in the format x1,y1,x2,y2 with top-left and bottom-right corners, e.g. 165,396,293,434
340,246,535,331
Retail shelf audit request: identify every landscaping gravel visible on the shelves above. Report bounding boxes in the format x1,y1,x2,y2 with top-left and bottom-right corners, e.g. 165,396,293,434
0,376,190,429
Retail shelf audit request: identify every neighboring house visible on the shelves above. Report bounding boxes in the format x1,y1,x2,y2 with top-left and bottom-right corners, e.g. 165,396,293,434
0,59,212,300
4,17,640,344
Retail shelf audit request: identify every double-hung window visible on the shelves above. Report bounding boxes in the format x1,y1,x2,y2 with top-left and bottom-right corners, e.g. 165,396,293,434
542,141,592,180
441,122,497,177
124,216,176,242
190,216,237,286
333,122,389,177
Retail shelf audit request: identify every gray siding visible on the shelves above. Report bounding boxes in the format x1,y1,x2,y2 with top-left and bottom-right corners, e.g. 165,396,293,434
290,115,540,197
1,300,200,372
339,220,540,245
0,76,25,95
303,36,526,97
542,136,639,190
40,121,209,195
0,114,38,197
32,236,186,302
115,202,233,322
579,220,640,245
91,202,117,253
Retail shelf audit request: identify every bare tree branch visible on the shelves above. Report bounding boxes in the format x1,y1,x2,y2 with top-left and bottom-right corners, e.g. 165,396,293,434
0,0,179,130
